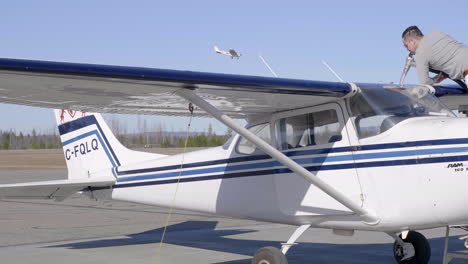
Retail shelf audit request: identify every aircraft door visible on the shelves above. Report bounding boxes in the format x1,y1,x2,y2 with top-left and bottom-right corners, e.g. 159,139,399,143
272,103,364,217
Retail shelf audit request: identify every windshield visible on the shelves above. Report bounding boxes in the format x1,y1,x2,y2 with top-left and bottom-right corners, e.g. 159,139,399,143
349,84,455,139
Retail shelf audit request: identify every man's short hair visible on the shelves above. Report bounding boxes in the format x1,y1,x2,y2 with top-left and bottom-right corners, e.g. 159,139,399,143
402,26,424,42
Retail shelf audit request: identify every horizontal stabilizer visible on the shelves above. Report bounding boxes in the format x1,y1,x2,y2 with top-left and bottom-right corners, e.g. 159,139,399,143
0,177,115,201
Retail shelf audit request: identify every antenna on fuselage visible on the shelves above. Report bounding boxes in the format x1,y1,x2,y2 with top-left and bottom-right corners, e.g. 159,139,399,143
322,60,344,82
259,54,278,77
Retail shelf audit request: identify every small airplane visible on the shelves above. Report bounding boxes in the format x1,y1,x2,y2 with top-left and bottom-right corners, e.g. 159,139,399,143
0,57,468,264
214,45,241,59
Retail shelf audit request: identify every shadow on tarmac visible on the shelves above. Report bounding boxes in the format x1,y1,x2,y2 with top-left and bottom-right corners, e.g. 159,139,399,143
47,221,468,264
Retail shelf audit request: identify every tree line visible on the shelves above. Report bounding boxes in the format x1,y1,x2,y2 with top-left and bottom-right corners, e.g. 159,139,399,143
0,129,61,150
1,122,232,150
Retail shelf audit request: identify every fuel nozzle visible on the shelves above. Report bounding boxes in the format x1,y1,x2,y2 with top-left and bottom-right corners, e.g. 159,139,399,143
399,53,415,87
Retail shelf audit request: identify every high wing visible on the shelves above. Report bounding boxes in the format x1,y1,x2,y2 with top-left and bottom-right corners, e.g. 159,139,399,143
0,58,353,119
1,57,465,118
0,177,115,201
228,49,239,56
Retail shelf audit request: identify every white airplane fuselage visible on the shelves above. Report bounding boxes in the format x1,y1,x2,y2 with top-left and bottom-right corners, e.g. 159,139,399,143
104,99,468,233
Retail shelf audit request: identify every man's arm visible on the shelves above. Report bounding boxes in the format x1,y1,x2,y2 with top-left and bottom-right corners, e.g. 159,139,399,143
433,72,447,83
415,56,434,85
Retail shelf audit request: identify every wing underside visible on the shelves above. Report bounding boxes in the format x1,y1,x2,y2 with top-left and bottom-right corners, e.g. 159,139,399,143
0,58,353,118
0,58,467,118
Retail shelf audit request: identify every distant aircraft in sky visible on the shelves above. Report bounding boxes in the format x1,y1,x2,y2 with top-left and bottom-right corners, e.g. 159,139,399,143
214,46,241,59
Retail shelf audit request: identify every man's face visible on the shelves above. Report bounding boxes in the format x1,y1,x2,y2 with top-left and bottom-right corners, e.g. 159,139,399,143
403,38,418,55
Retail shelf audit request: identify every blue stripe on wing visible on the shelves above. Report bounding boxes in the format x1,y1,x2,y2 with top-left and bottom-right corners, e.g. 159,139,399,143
0,58,351,97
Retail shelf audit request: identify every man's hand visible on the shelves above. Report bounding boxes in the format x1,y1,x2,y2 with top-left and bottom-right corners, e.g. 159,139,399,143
433,72,447,83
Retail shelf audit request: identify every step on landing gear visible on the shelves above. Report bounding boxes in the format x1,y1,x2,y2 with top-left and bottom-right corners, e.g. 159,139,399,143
393,231,431,264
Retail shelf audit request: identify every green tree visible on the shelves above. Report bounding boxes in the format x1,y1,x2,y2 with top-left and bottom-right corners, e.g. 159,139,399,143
138,135,145,146
208,134,221,147
2,140,9,150
177,137,185,148
161,137,172,148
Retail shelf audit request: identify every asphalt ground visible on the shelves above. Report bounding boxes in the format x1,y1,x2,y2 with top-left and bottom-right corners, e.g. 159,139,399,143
0,154,467,263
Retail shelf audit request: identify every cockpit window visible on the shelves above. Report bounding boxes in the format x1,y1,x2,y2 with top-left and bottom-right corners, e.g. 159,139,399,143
349,85,455,139
236,123,271,155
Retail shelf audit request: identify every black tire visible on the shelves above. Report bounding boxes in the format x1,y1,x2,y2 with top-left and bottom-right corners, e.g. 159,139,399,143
251,246,288,264
393,231,431,264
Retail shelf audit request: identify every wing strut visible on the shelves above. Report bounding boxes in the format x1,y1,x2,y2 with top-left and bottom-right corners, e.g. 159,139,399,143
176,88,379,225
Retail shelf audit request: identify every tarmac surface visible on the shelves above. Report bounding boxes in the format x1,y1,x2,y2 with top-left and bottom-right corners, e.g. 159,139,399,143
1,165,468,263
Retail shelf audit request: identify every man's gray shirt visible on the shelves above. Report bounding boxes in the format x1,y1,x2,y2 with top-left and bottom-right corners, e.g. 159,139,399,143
415,31,468,85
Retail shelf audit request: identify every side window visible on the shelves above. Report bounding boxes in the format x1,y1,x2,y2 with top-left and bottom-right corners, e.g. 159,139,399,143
276,109,343,150
277,113,314,150
313,109,342,145
236,123,271,155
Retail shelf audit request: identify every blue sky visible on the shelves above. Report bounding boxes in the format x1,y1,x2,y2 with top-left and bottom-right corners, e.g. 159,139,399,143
1,0,467,134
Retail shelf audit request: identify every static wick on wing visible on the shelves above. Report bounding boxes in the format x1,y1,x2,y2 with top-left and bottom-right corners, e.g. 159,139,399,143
214,45,241,59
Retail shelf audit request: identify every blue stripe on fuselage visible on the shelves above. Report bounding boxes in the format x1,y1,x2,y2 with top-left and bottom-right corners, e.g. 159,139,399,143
116,138,468,176
116,146,468,183
112,154,468,188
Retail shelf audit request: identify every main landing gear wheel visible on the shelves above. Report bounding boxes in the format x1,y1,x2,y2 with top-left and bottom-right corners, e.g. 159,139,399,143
251,247,288,264
393,231,431,264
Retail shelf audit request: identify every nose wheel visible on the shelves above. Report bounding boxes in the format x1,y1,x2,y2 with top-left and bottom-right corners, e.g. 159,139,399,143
393,231,431,264
252,224,311,264
251,247,288,264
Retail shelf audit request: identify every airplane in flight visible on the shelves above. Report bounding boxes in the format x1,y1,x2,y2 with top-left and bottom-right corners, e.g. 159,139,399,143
214,45,241,59
0,57,468,264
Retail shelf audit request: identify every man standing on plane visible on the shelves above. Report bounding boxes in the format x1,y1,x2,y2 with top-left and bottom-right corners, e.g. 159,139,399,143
402,26,468,85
